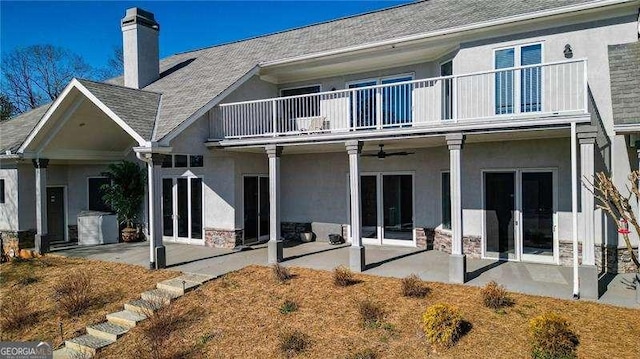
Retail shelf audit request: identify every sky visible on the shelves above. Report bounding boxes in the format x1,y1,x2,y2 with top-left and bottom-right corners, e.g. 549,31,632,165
1,1,409,71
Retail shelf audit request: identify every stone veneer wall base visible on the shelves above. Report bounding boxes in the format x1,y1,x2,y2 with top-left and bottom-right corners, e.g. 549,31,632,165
204,228,243,249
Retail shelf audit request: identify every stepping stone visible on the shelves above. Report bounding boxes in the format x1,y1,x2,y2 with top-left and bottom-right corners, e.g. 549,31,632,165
156,278,200,295
65,334,114,356
179,273,215,285
106,310,147,328
53,347,88,359
125,298,164,315
141,288,180,305
86,321,129,341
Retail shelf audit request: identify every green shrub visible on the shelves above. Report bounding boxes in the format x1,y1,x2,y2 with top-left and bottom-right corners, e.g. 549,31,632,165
280,299,299,314
278,330,309,357
529,312,579,359
272,263,292,283
333,266,357,286
481,280,513,309
358,300,385,328
346,348,378,359
422,303,464,349
401,274,429,298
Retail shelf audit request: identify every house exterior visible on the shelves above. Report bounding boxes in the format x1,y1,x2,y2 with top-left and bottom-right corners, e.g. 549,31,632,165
1,0,639,299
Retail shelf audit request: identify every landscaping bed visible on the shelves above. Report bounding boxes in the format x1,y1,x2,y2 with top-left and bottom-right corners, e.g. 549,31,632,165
98,265,640,358
0,255,176,347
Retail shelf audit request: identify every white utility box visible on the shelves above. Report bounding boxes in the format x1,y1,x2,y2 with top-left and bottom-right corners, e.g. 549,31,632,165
77,211,119,245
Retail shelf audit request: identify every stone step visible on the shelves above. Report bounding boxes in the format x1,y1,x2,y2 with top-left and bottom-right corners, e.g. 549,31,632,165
86,321,129,342
65,334,114,356
106,310,147,328
156,278,201,295
141,288,180,305
179,273,216,285
124,298,164,315
53,347,89,359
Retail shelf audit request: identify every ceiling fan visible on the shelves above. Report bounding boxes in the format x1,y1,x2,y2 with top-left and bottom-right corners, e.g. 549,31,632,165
362,144,415,159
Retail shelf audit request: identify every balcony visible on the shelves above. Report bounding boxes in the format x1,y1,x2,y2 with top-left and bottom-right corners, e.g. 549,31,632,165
212,59,587,141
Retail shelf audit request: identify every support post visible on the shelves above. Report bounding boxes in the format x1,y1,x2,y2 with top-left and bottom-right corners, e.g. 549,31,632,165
266,145,283,263
146,154,165,269
571,122,579,298
33,158,50,254
446,133,465,283
578,125,598,299
346,140,365,272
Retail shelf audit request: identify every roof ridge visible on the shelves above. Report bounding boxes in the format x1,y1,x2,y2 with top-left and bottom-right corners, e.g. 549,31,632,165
76,78,163,96
173,0,421,56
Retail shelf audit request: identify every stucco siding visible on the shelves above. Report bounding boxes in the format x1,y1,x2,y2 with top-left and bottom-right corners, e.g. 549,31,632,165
0,168,19,231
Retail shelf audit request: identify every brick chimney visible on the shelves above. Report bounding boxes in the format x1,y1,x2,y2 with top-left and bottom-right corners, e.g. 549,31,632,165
121,8,159,89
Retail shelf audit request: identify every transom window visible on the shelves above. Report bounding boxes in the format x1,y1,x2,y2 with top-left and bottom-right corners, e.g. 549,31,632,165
161,154,204,168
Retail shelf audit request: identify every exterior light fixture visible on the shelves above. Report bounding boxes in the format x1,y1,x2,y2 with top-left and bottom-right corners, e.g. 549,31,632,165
564,44,573,59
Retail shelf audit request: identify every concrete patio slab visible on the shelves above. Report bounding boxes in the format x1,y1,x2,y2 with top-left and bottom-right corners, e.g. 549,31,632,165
52,241,639,309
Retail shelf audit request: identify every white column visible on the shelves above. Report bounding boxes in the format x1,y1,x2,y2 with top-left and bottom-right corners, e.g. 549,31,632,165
33,158,49,254
346,140,365,272
577,125,598,299
266,145,283,263
446,133,465,283
146,154,165,269
571,122,579,298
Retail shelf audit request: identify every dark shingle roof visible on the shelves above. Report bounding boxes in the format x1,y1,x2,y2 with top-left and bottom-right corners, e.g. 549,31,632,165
608,41,640,126
0,104,50,153
77,79,161,140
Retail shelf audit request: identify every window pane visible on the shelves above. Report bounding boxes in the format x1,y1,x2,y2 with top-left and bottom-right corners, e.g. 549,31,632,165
191,178,203,239
190,155,203,168
161,155,173,168
0,179,5,203
442,172,451,230
441,61,453,120
495,48,515,114
349,81,377,128
88,178,111,212
162,179,173,236
381,76,413,126
174,155,188,168
521,44,542,112
281,86,321,120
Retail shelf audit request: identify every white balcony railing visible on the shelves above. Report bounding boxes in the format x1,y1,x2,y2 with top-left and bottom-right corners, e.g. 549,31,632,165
213,59,587,140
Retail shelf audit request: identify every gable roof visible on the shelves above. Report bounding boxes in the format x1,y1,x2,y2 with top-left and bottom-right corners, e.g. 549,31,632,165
76,79,161,141
3,0,609,150
608,41,640,127
0,104,50,153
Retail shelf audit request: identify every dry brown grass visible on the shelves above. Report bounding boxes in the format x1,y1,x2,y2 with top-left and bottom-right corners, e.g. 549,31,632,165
0,255,176,347
97,265,640,359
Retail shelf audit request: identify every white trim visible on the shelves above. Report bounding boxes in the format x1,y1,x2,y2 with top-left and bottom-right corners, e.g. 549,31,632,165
613,123,640,134
46,185,68,242
18,79,147,154
259,0,634,68
160,65,261,144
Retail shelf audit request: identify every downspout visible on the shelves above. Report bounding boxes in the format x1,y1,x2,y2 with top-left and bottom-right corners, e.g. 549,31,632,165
571,121,579,298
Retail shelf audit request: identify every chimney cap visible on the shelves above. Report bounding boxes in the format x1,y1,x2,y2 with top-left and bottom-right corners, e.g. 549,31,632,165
122,7,159,30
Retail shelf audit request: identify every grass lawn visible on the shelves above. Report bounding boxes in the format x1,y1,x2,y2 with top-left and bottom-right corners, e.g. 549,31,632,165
0,255,176,347
98,265,640,359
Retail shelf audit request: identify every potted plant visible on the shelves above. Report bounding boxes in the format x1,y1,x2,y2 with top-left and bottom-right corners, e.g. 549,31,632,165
101,161,146,242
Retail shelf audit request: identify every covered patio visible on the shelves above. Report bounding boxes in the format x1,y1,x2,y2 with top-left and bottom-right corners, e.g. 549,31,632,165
51,241,639,309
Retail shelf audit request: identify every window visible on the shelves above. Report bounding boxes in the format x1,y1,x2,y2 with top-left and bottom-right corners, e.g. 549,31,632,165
441,172,451,230
161,155,173,168
174,155,188,168
280,85,321,120
88,177,111,212
0,179,5,204
440,61,453,120
348,74,414,128
190,155,203,168
495,43,542,114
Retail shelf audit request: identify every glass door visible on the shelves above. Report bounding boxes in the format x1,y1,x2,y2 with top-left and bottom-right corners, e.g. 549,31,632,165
382,174,414,244
360,175,379,243
484,172,517,260
243,175,269,245
348,81,377,129
162,177,203,244
521,171,555,263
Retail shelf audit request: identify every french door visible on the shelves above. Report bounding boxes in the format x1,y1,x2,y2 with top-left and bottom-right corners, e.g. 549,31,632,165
360,173,415,246
243,175,270,245
162,177,203,244
483,169,557,263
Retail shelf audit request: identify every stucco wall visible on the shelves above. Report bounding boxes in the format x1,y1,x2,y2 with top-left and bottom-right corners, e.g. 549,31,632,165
0,167,19,231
